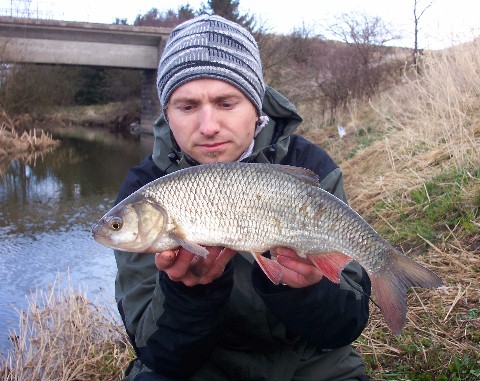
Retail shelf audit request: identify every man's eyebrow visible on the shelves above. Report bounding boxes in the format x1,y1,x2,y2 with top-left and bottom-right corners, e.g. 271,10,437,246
170,93,242,105
216,93,242,101
169,96,197,105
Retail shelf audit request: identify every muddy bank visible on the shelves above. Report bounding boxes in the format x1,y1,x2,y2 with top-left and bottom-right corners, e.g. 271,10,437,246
41,100,141,131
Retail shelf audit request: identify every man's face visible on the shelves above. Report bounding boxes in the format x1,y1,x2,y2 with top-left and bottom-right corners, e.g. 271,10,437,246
166,78,258,164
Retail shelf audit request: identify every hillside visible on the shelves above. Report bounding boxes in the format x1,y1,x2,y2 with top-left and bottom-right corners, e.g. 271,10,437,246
303,40,480,379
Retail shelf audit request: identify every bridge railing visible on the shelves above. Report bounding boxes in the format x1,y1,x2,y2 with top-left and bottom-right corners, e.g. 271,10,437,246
1,1,73,21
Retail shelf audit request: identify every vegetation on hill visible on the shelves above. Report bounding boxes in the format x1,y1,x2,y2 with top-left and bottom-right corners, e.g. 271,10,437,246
302,41,480,381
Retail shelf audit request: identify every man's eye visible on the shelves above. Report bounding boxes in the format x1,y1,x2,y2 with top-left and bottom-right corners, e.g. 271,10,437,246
220,101,233,109
179,105,194,112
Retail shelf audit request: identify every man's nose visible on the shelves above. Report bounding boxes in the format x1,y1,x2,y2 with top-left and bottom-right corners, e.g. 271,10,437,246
198,107,220,136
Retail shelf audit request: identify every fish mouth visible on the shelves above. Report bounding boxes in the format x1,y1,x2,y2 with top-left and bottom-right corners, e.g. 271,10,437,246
91,221,101,238
91,220,112,245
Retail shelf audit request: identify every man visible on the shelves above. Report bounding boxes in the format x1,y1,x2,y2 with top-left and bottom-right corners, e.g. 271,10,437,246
115,14,371,381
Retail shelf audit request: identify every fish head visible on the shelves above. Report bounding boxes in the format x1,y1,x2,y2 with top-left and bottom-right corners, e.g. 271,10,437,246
92,198,167,252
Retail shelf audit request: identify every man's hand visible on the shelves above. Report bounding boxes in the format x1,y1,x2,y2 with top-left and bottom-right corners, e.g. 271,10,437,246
155,246,236,287
272,247,324,288
155,246,325,288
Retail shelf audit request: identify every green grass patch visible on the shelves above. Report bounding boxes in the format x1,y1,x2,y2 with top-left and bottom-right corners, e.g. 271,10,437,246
363,336,480,381
375,169,480,249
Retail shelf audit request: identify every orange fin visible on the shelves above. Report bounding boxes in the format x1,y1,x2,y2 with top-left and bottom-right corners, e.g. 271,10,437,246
253,252,283,285
370,248,444,335
306,252,352,284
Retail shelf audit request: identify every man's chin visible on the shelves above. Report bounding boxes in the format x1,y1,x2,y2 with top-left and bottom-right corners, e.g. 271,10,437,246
190,149,228,163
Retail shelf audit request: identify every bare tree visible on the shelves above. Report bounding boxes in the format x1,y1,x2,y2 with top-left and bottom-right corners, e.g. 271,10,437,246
413,0,433,73
327,12,401,98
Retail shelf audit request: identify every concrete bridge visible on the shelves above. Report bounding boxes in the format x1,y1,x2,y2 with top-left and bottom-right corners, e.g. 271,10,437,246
0,16,172,133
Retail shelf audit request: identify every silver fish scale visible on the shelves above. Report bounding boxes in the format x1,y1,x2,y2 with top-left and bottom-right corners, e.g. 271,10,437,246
144,163,390,273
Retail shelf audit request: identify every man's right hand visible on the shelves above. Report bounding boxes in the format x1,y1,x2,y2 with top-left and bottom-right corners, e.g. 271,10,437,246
155,246,236,287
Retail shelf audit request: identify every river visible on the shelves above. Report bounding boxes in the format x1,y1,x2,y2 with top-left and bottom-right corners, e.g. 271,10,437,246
0,125,153,353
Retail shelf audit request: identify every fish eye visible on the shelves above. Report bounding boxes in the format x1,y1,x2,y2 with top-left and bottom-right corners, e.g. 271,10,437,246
109,217,123,231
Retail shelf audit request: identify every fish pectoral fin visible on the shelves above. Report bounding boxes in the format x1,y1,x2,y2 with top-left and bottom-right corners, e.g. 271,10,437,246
168,232,209,258
253,252,283,285
306,252,352,284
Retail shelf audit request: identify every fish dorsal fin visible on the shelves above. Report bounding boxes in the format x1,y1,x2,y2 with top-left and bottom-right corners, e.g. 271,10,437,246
271,164,319,186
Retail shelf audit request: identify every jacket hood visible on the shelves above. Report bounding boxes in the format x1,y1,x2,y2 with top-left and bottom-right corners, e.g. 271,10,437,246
152,86,303,173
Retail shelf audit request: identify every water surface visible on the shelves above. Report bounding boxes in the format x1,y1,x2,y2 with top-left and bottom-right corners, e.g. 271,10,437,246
0,126,152,352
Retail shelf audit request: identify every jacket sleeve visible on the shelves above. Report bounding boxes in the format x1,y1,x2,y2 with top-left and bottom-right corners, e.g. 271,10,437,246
252,260,370,349
114,156,234,378
253,137,371,349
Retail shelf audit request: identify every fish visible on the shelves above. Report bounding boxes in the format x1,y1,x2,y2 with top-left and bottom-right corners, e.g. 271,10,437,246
92,162,443,334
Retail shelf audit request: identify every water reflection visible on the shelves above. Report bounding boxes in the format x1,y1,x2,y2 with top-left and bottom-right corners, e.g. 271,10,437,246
0,126,151,352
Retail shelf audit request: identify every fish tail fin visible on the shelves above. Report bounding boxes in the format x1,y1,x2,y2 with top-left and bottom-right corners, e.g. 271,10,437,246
370,248,444,335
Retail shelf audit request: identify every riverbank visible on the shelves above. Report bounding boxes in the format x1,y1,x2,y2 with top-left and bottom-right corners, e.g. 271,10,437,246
0,275,133,380
41,99,141,131
0,99,141,166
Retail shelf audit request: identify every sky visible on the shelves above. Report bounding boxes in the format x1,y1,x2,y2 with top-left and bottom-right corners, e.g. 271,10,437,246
5,0,480,49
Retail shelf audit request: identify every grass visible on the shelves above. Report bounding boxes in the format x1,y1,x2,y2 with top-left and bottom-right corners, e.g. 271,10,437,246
297,38,480,380
0,111,60,161
0,274,133,381
374,169,480,251
338,41,480,380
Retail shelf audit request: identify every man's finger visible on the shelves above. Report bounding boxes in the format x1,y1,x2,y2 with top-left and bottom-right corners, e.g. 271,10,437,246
155,250,177,269
271,247,297,258
189,256,209,276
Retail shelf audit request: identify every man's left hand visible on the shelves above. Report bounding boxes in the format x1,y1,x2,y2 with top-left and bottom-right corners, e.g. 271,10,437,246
272,247,324,288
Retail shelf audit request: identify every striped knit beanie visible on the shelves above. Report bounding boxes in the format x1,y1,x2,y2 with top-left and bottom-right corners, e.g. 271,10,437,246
157,14,265,116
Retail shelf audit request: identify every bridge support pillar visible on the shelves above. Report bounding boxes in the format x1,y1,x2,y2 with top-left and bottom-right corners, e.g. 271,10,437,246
140,69,160,134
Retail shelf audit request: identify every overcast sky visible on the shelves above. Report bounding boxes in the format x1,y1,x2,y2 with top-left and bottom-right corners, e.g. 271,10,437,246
5,0,480,49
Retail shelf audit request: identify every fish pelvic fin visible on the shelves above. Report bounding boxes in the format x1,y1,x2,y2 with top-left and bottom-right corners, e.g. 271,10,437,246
253,252,283,285
371,248,444,335
168,231,209,258
306,252,352,283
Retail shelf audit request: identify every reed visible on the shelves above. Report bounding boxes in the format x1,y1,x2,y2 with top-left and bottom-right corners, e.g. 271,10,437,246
0,111,60,159
0,275,133,381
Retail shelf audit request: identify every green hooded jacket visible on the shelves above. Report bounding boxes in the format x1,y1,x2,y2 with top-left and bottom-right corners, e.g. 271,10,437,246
114,87,371,381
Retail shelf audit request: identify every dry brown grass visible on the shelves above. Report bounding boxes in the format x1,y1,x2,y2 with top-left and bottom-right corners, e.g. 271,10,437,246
0,111,60,160
342,41,480,214
313,40,480,380
41,100,141,129
355,236,479,380
0,274,133,381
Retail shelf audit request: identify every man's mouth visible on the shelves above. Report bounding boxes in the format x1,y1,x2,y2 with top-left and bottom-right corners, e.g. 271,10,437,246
198,142,228,151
